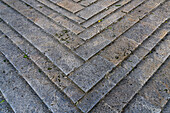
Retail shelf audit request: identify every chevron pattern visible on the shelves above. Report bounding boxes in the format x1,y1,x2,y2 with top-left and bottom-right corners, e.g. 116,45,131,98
0,0,169,112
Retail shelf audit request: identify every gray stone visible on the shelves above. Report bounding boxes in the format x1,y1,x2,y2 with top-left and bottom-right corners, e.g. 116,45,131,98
82,0,131,28
74,35,111,60
91,101,118,113
69,55,115,92
0,36,80,113
0,21,84,103
0,2,84,75
77,79,116,113
121,0,145,13
124,21,156,44
57,0,84,13
94,76,141,112
100,36,139,66
80,0,97,7
123,96,162,113
0,53,51,113
129,54,163,85
0,91,14,113
76,0,118,20
152,34,170,62
162,101,170,113
122,54,140,70
78,10,124,40
124,58,170,112
27,0,85,23
0,30,3,37
133,47,149,60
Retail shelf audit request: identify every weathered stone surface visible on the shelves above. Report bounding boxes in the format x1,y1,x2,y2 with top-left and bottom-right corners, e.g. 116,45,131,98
162,101,170,113
100,36,139,66
0,1,84,75
123,58,170,113
0,53,51,113
0,91,14,113
74,35,111,60
80,0,97,6
0,21,84,103
91,25,170,112
57,0,84,13
82,0,131,28
76,0,118,20
124,96,162,113
69,55,115,92
0,0,169,112
0,36,80,113
38,0,85,23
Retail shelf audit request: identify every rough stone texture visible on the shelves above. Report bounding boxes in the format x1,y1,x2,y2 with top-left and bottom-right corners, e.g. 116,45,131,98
69,55,115,92
57,0,84,13
0,0,169,112
36,0,85,23
76,0,118,20
0,36,80,113
81,0,131,28
0,91,14,113
0,21,85,103
0,1,84,75
123,58,170,113
74,35,111,60
100,36,139,66
162,101,170,113
0,53,51,113
80,0,97,7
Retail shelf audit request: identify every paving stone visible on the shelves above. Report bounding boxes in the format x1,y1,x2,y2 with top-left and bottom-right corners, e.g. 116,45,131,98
74,35,111,60
73,0,81,3
90,25,170,112
75,0,166,60
81,0,131,28
123,96,162,113
78,0,147,40
133,46,150,60
0,21,84,103
77,78,116,113
0,36,80,113
57,0,84,13
141,30,168,51
128,0,164,20
80,0,97,6
124,21,158,44
121,0,145,13
0,0,169,112
37,0,85,23
0,53,51,113
78,10,124,40
76,0,118,20
152,34,170,62
162,101,170,113
0,30,3,37
92,76,141,113
0,2,84,75
129,54,163,85
100,36,139,66
121,54,140,71
123,58,170,113
0,91,14,113
92,55,164,112
19,0,85,46
69,55,115,92
20,0,85,35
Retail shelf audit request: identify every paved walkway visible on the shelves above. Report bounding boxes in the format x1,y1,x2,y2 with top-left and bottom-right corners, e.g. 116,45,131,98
0,0,169,112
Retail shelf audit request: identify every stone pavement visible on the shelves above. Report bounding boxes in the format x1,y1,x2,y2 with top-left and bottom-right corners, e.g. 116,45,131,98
0,0,169,112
